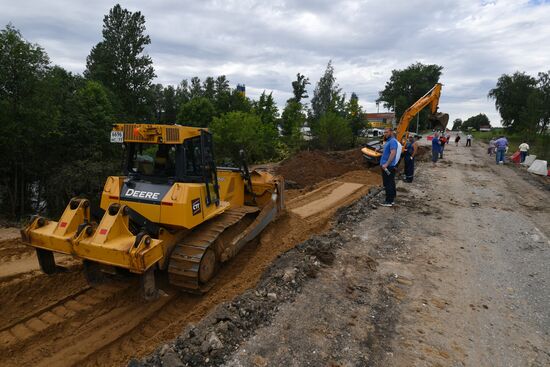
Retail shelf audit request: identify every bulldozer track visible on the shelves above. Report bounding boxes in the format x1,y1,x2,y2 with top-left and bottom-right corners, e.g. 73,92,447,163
0,285,92,333
168,206,259,292
0,283,126,351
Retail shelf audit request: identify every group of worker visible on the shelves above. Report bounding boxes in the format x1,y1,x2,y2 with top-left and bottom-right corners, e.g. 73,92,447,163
491,136,531,164
377,129,534,206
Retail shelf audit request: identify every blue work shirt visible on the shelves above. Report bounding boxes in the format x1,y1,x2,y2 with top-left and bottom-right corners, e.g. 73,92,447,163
380,137,398,167
432,137,441,153
494,137,508,150
405,142,414,157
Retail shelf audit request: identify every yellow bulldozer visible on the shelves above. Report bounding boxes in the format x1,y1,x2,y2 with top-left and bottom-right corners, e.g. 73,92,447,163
361,83,449,164
21,124,284,298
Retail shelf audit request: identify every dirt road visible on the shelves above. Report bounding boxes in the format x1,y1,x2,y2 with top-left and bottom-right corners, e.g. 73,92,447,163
137,140,549,366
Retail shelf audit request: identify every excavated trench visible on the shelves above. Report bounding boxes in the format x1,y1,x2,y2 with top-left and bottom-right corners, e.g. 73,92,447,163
0,150,381,367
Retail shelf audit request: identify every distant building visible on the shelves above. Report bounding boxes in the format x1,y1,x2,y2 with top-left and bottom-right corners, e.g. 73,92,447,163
300,126,312,141
236,84,246,97
479,125,491,132
363,112,396,128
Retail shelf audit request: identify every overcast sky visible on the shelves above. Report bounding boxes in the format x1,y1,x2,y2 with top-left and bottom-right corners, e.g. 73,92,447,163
2,0,549,126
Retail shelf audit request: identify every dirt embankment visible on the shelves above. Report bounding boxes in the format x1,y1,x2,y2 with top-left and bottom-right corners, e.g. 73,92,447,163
276,149,365,188
0,149,379,367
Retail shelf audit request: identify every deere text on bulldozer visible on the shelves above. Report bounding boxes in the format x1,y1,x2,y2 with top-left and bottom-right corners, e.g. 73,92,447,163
21,124,284,298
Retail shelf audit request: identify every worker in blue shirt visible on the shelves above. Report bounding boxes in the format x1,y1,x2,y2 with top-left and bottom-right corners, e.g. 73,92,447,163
380,128,400,207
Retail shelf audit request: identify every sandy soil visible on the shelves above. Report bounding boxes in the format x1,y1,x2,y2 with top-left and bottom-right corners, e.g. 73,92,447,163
136,139,549,367
0,152,380,367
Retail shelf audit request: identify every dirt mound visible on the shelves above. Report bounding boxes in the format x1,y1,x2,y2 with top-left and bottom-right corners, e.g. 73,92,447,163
276,149,365,188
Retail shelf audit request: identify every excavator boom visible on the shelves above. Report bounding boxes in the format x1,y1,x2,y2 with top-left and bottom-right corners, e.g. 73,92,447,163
361,83,449,164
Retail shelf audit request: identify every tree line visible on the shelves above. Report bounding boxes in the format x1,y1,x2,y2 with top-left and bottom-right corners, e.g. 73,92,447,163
450,70,550,135
1,3,459,220
0,4,381,220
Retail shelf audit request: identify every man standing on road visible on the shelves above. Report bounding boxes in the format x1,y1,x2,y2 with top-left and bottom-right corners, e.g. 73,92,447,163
380,128,399,207
432,132,441,167
466,133,472,147
519,141,530,163
404,135,418,183
495,136,509,164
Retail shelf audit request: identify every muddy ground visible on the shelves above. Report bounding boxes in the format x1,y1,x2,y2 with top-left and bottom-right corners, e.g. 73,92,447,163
134,139,549,367
0,150,381,367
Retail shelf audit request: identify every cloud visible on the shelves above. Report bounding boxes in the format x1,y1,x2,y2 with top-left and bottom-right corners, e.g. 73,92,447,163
1,0,549,126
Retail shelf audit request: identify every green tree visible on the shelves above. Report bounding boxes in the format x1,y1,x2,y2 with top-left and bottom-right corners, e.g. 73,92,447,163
45,81,118,215
311,60,342,120
461,113,490,131
0,24,51,217
315,112,353,150
162,85,178,123
280,73,310,150
280,100,306,150
488,71,537,131
215,75,230,95
217,88,252,115
281,101,305,136
210,111,278,163
519,90,544,136
148,83,164,122
176,79,191,107
536,71,550,134
189,76,203,99
203,77,216,100
377,62,443,129
252,91,279,126
347,92,365,145
451,118,463,131
177,97,215,127
85,4,155,120
291,73,309,103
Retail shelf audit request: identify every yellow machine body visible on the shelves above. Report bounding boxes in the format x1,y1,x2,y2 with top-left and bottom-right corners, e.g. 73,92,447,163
22,124,284,281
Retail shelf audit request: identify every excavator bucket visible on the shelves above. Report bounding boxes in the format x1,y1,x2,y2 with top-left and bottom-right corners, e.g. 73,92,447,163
429,112,449,131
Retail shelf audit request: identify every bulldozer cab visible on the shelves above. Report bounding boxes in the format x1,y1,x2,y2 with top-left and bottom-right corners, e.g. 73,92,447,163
122,127,220,208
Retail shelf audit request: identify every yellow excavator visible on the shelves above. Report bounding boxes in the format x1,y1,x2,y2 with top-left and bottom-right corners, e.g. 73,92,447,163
21,124,284,298
362,83,449,164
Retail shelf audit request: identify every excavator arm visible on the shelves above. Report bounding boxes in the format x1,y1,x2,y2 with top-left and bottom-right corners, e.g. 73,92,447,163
361,83,449,164
395,83,448,142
